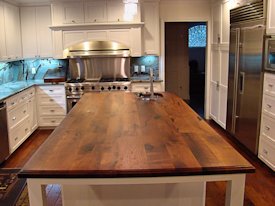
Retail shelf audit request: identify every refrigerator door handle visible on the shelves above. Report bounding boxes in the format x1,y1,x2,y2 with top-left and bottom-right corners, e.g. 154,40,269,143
239,72,245,94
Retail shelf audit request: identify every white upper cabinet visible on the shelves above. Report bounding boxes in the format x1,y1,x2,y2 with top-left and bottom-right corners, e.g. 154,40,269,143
211,0,231,45
107,0,124,22
267,0,275,34
142,0,160,55
51,0,141,25
3,2,22,60
0,1,7,60
85,0,107,23
62,2,84,24
20,6,53,58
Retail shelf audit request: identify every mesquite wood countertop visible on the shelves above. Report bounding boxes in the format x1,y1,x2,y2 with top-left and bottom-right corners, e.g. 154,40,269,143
19,92,254,178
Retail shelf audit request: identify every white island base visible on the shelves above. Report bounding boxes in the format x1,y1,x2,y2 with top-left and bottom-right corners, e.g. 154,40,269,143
26,174,246,206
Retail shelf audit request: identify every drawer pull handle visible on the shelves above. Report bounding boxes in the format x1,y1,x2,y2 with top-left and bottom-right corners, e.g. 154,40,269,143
268,84,274,87
51,120,56,123
23,110,26,113
50,110,55,112
50,99,54,102
49,90,54,92
12,117,16,121
267,104,272,108
265,126,270,131
15,137,18,141
263,149,268,155
11,102,15,105
25,128,28,132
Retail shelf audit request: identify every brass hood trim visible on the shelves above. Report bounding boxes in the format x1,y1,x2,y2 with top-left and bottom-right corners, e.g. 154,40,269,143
64,41,131,58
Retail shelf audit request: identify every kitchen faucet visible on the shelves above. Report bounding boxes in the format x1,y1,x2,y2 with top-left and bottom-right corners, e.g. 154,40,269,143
150,68,154,98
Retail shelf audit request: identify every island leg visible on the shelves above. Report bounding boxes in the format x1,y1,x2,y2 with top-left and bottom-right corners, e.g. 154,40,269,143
27,179,45,206
225,174,246,206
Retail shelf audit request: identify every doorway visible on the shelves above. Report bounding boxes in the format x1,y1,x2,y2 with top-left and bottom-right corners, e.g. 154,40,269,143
165,22,206,117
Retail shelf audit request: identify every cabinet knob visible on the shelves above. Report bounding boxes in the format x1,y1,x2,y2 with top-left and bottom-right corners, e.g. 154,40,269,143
23,110,26,113
25,128,28,132
51,120,56,123
94,19,97,22
117,18,120,22
265,126,270,131
12,117,16,121
50,99,54,102
15,137,18,141
263,149,268,155
49,90,54,92
267,104,272,108
72,20,76,23
268,83,274,87
50,110,55,112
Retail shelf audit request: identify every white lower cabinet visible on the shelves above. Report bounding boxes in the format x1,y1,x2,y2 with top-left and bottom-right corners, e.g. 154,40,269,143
259,73,275,171
131,82,163,93
36,85,66,127
6,87,35,154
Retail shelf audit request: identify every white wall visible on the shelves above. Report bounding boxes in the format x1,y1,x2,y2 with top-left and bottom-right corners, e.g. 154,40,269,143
159,0,212,119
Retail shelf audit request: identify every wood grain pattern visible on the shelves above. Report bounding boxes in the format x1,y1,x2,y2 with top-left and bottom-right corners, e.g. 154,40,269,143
19,92,254,178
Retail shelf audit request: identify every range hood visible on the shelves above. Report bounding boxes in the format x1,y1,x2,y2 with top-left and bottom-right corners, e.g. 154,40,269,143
63,41,131,58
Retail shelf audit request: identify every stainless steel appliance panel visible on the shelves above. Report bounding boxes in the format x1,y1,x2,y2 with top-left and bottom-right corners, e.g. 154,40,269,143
68,57,130,81
0,101,9,164
227,28,240,134
67,97,81,112
227,17,265,154
234,23,265,153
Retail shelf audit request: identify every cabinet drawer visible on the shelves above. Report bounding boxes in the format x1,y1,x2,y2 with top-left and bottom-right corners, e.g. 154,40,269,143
38,95,66,106
26,87,35,98
262,94,275,118
258,136,275,171
39,116,65,127
8,103,28,129
9,118,30,153
6,95,19,111
261,114,275,142
39,105,66,115
264,73,275,97
37,85,65,95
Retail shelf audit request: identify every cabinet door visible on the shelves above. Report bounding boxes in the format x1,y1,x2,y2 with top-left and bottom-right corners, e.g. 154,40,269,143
3,2,22,60
107,0,124,22
28,96,38,132
36,6,53,58
267,0,275,34
211,3,221,44
62,2,84,24
85,0,107,23
20,7,38,58
221,0,230,44
0,1,7,60
210,45,220,121
142,1,160,55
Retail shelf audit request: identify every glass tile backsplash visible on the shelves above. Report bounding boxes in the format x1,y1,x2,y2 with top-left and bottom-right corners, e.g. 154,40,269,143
130,56,159,80
0,59,68,85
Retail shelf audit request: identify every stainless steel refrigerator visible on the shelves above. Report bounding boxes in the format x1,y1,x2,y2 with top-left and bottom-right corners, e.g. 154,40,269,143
226,0,265,154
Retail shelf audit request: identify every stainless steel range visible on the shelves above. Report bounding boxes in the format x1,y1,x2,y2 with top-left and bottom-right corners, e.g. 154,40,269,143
65,78,131,112
64,40,132,112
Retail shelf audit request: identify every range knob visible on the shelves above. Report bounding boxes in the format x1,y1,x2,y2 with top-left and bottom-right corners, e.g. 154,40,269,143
124,86,128,90
91,86,95,90
117,86,121,90
81,86,84,91
101,87,105,91
112,86,116,89
75,87,79,91
108,86,112,91
68,87,72,92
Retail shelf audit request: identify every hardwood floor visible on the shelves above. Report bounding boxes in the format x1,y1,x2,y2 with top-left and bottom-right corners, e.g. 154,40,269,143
1,124,274,206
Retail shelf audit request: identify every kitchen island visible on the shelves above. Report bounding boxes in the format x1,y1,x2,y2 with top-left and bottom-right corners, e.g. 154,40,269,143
19,92,254,206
